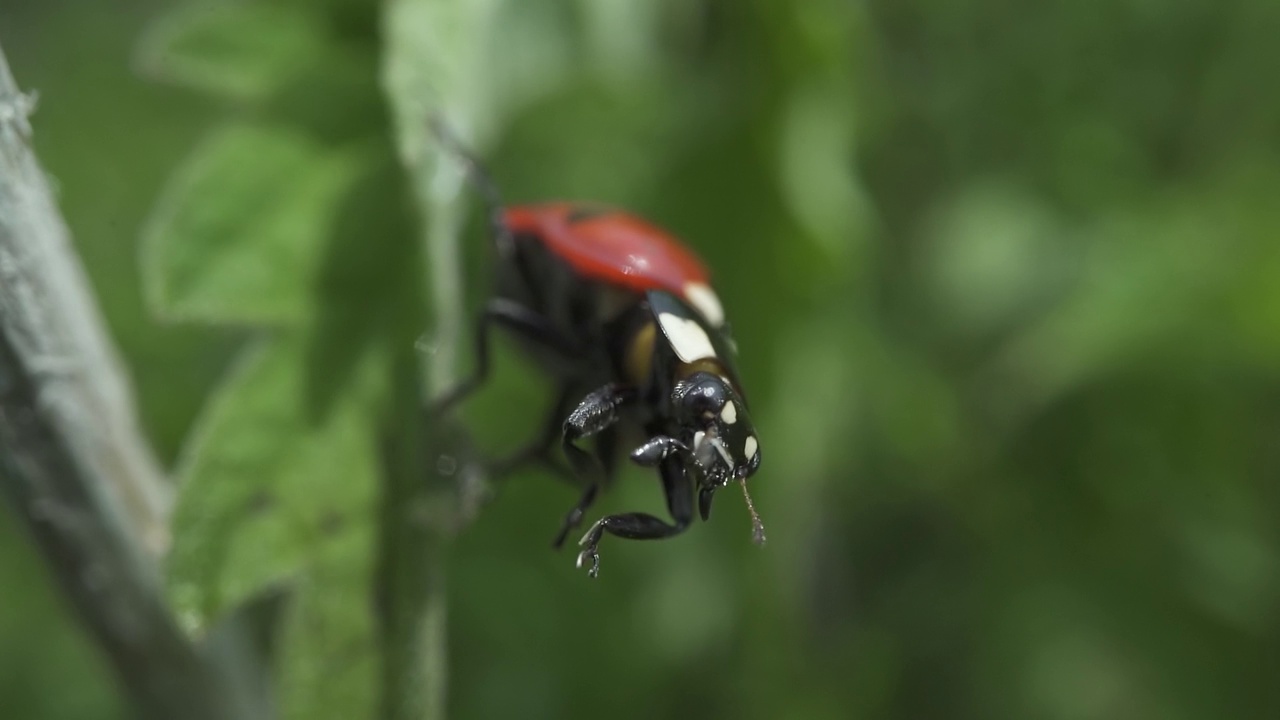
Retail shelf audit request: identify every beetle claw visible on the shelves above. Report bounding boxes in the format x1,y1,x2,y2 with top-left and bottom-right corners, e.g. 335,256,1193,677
576,520,604,577
575,548,601,578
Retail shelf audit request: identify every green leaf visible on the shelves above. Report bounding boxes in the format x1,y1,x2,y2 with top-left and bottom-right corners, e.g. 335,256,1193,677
276,562,382,720
381,0,505,165
136,2,330,102
166,334,384,720
142,123,376,324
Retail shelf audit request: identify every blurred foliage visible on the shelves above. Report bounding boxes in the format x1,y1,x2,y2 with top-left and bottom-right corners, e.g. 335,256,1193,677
139,1,424,718
3,0,1280,720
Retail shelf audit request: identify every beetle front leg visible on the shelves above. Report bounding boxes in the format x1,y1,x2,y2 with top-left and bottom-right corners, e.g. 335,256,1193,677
632,436,716,520
561,383,635,482
575,453,694,578
552,483,599,549
554,385,635,546
489,384,576,482
629,435,690,467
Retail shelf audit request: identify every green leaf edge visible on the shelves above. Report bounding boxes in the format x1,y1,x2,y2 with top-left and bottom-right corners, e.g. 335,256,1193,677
134,1,330,103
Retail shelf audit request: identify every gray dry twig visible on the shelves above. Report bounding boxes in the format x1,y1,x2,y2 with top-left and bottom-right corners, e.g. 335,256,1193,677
0,46,265,720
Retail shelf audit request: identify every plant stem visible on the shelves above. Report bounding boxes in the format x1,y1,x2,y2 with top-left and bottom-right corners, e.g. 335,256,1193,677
376,1,480,717
0,46,266,720
375,136,464,720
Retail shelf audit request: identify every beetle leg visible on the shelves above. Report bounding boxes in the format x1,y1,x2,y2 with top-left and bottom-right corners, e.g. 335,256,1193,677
549,424,622,548
553,386,635,547
561,383,635,483
552,482,600,549
550,433,622,548
633,436,718,519
575,453,694,578
630,435,691,467
632,437,717,520
427,298,578,416
488,384,575,482
429,117,514,257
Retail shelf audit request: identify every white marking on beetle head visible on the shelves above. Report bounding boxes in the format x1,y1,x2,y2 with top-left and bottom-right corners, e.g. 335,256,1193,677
658,312,717,363
711,437,734,466
683,282,725,326
693,430,715,468
720,401,738,425
743,436,758,461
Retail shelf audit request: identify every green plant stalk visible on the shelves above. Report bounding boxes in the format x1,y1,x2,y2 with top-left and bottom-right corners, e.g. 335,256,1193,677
377,31,464,720
377,340,445,720
376,162,461,720
379,0,503,714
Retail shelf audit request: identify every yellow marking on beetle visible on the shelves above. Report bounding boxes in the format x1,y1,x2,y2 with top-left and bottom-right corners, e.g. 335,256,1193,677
676,358,726,381
625,321,657,386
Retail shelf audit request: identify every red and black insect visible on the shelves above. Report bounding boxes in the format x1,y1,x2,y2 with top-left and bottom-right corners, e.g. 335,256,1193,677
430,125,764,577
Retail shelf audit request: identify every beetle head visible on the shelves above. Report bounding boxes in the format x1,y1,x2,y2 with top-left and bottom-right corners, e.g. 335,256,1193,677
673,372,761,487
672,372,766,543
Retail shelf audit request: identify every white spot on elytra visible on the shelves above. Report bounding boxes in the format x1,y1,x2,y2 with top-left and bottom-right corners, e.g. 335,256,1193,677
683,282,725,326
720,402,738,424
658,312,717,363
744,436,758,461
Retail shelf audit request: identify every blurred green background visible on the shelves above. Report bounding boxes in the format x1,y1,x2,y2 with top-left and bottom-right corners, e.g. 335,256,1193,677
3,0,1279,719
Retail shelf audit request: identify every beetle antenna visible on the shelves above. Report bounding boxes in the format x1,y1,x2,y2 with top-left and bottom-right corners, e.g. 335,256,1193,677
738,477,767,546
427,115,513,255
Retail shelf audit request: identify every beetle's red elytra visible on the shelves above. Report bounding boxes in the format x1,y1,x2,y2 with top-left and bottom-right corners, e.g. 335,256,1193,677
504,203,725,327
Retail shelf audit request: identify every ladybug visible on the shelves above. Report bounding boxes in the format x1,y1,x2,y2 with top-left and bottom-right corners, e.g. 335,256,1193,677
430,123,764,577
